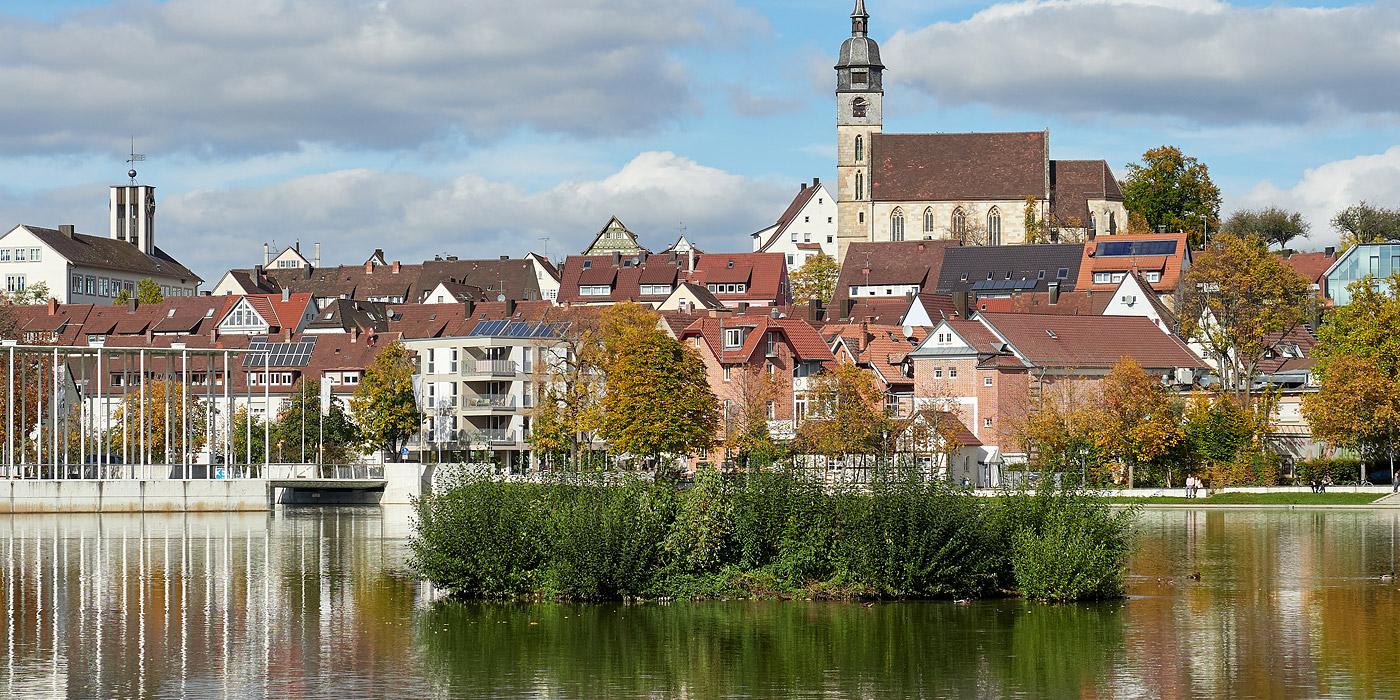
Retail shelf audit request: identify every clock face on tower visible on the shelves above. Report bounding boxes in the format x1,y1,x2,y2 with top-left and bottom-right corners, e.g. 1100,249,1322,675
145,192,156,220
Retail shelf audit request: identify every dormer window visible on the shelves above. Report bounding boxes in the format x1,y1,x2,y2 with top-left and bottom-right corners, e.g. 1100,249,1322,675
582,260,592,269
725,328,743,348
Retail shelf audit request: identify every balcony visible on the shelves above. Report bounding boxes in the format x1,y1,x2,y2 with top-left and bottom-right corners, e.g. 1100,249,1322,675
464,394,516,411
462,359,518,377
464,428,519,445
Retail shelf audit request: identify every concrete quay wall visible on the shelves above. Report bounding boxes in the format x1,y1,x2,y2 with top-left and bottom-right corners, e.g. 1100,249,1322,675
0,479,269,513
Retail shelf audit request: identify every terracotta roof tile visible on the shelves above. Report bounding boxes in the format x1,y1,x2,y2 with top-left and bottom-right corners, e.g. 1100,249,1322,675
978,312,1205,369
870,132,1048,201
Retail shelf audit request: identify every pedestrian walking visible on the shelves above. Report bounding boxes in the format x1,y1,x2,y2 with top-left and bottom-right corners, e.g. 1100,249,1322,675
1392,468,1398,493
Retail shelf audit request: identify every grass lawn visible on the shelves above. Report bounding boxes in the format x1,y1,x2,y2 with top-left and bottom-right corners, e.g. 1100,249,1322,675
1106,492,1386,506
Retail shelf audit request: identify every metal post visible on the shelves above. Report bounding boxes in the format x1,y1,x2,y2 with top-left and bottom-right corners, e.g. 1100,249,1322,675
182,351,189,478
52,347,59,479
223,353,230,478
139,350,145,476
300,378,305,465
164,355,170,475
245,361,251,475
263,350,270,467
6,346,13,476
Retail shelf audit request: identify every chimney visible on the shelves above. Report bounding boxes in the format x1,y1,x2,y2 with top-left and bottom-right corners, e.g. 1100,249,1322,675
1325,246,1335,258
209,328,219,343
128,298,138,312
687,247,695,274
314,242,321,268
281,288,291,302
295,240,300,253
952,292,969,319
807,298,821,322
812,177,820,187
798,183,805,192
264,243,270,267
47,298,57,315
738,302,749,314
669,251,677,264
499,255,509,261
364,261,373,274
639,252,648,265
1048,282,1060,306
59,224,74,239
612,251,621,266
254,263,264,280
351,327,359,344
145,328,153,343
505,299,517,316
917,243,925,251
840,298,855,320
392,261,401,274
464,299,475,317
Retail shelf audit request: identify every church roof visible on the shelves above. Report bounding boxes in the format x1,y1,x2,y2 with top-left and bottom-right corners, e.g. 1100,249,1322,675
870,132,1048,202
1050,160,1124,227
17,225,202,282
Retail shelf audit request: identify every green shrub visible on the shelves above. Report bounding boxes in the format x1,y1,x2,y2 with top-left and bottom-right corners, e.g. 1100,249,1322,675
1008,489,1135,601
409,470,549,597
1296,458,1364,484
543,475,673,599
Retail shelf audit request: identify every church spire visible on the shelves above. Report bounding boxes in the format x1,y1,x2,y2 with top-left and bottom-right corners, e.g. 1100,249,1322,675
851,1,869,37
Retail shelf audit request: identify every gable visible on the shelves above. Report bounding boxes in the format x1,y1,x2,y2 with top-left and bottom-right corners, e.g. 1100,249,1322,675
910,320,977,357
219,298,267,329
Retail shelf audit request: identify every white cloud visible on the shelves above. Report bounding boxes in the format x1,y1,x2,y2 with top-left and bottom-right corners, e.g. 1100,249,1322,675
1231,146,1400,249
882,0,1400,124
724,85,807,118
0,0,759,156
144,151,791,280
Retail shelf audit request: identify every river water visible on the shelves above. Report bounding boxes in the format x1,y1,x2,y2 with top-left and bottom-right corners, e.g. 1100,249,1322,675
2,506,1399,699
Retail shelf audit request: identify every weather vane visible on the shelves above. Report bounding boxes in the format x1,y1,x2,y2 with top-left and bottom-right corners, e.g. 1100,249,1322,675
126,136,145,184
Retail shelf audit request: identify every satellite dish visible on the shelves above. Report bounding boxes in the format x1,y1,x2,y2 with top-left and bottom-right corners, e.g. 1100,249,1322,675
496,294,506,302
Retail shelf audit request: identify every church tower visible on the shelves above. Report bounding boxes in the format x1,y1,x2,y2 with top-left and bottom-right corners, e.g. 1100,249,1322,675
110,165,156,256
835,0,883,262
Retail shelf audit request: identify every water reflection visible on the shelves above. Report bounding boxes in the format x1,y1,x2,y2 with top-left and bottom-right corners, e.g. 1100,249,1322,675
1,507,1399,699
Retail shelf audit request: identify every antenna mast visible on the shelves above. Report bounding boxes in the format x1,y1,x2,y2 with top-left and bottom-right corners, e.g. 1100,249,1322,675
126,136,145,184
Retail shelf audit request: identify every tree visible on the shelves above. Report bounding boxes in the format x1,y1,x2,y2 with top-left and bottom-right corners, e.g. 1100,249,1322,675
599,312,718,463
1221,207,1310,249
1013,377,1105,483
227,404,269,468
1120,146,1221,247
1094,359,1183,488
1178,232,1311,406
0,281,51,306
273,377,360,467
1304,274,1400,463
350,341,422,461
720,364,786,469
113,278,164,306
1331,201,1400,252
107,379,208,463
794,361,892,467
789,252,839,305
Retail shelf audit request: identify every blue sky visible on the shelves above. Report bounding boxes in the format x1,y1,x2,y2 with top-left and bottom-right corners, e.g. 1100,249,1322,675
1,0,1397,283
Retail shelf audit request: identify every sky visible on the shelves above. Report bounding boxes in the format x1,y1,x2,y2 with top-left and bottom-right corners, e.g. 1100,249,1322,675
1,0,1398,284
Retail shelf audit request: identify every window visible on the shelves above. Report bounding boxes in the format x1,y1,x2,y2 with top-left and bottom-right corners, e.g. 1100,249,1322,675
581,260,592,269
855,134,863,161
766,400,776,419
693,336,702,348
787,254,794,265
934,368,943,378
851,96,867,118
949,367,957,378
855,172,863,200
804,232,811,243
580,285,611,296
5,275,24,292
1057,268,1069,279
984,376,993,387
923,208,934,233
345,373,359,385
0,249,8,261
987,208,1001,246
859,212,864,223
791,231,798,242
85,277,95,295
767,332,779,357
71,275,82,294
891,209,905,241
1108,212,1117,235
952,208,967,238
13,248,25,261
852,70,867,86
1371,256,1381,277
1145,271,1162,283
641,284,672,295
804,217,810,224
984,418,993,428
725,328,742,348
28,248,39,262
723,366,732,382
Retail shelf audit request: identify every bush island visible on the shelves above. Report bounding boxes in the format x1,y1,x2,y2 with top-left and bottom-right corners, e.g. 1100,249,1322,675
410,466,1134,602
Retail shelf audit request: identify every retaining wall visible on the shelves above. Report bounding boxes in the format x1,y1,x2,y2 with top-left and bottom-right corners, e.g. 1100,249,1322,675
0,479,269,513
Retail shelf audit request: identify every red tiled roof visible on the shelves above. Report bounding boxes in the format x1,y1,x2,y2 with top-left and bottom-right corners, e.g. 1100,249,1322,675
679,314,835,365
833,240,960,307
1281,251,1336,286
978,312,1205,369
558,252,788,307
1077,232,1190,294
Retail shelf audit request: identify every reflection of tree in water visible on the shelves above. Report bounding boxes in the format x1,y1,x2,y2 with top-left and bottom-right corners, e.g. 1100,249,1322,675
413,599,1126,698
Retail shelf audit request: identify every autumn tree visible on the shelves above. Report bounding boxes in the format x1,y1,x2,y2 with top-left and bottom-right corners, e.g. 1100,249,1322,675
720,364,786,469
1095,359,1184,488
1221,207,1310,249
532,308,608,464
789,252,839,305
1121,146,1221,247
599,308,718,464
350,341,422,461
1304,274,1400,465
1013,377,1105,483
1331,201,1400,252
108,379,209,463
794,361,892,467
114,278,164,306
1178,232,1311,406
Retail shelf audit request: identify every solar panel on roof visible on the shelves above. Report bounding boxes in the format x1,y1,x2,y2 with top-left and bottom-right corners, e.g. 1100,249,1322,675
504,322,531,337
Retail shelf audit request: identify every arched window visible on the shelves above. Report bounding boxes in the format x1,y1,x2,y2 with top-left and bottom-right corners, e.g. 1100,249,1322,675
952,207,967,238
852,97,867,118
923,207,935,233
1108,212,1117,235
855,135,863,162
987,208,1002,246
891,209,905,242
855,171,863,200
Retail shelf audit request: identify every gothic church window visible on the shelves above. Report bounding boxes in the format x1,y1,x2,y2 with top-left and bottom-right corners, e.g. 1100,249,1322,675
891,209,905,242
923,208,934,233
1108,212,1117,235
988,208,1002,246
852,97,867,118
855,135,863,162
856,172,863,200
952,208,967,237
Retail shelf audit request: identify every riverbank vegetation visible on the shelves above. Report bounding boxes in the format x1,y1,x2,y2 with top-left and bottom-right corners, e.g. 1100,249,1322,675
410,467,1135,603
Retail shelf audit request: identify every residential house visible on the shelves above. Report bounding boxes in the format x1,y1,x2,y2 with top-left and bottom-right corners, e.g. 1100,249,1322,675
752,179,838,269
1075,231,1191,305
556,251,789,308
1321,242,1399,306
827,240,960,323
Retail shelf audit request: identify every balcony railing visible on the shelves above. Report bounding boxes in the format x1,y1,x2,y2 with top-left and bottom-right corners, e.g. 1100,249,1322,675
465,394,516,410
464,428,518,445
463,359,518,377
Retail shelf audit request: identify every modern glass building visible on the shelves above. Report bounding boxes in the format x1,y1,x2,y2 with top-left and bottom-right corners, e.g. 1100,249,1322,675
1324,243,1400,305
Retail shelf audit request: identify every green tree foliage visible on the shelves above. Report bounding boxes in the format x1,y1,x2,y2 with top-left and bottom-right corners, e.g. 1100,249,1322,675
1221,206,1310,249
1120,145,1221,247
350,341,422,461
794,362,892,464
1304,275,1400,459
273,377,360,466
227,404,268,468
600,305,718,461
789,252,839,305
1181,395,1273,485
0,281,51,305
113,278,164,306
107,379,208,462
1331,201,1400,252
721,364,786,469
1178,232,1311,405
